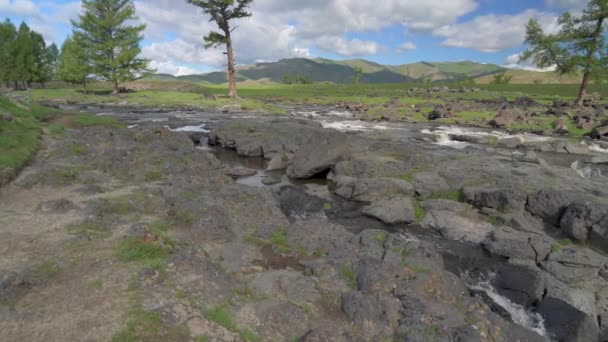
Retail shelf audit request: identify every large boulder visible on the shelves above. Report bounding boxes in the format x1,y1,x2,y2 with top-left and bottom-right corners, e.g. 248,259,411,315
543,246,607,284
362,196,416,225
537,297,599,342
591,122,608,140
286,130,350,179
491,261,545,306
341,291,401,334
526,190,578,226
560,201,607,242
483,227,552,262
421,200,494,244
332,176,414,202
463,187,527,212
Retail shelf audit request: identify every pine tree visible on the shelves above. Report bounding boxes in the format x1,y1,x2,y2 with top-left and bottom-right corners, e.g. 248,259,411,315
521,0,608,105
72,0,151,94
186,0,254,98
13,22,35,90
57,35,93,93
0,19,17,87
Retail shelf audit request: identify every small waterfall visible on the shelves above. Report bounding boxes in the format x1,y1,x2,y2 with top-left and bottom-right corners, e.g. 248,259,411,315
571,160,602,179
464,272,549,337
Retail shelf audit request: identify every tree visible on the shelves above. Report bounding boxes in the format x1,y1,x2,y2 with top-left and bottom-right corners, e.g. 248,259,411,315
58,35,93,93
0,20,17,87
12,22,35,89
72,0,151,94
351,66,363,84
186,0,254,98
521,0,608,105
490,72,513,85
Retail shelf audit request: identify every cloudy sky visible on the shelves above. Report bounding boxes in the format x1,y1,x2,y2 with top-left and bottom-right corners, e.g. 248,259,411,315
0,0,590,75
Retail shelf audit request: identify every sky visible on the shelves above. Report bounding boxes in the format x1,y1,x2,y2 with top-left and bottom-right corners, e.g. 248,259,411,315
0,0,591,76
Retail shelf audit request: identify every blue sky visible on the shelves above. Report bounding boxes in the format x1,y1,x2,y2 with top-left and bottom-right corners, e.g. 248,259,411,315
0,0,589,75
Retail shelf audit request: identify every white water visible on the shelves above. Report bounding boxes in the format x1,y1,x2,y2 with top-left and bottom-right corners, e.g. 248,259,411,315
320,120,390,132
465,273,548,337
571,160,602,179
422,126,553,148
165,124,209,133
421,129,471,149
582,141,608,154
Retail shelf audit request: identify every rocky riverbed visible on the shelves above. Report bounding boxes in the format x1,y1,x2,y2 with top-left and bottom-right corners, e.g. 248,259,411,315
1,103,608,341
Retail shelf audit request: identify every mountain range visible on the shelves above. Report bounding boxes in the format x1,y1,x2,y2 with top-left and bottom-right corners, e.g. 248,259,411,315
147,58,578,84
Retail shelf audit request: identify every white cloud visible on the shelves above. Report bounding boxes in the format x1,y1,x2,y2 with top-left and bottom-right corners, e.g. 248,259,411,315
0,0,40,17
503,53,557,72
149,61,201,76
434,10,560,53
315,36,378,56
397,42,417,52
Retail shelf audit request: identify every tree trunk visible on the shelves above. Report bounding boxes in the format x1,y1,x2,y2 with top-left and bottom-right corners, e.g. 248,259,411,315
576,72,590,106
83,81,88,95
225,34,237,98
576,17,605,106
112,79,120,95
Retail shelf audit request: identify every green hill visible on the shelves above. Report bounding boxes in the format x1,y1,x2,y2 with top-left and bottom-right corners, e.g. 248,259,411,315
145,58,571,85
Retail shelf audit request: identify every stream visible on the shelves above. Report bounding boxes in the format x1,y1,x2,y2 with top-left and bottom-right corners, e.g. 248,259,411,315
63,103,608,339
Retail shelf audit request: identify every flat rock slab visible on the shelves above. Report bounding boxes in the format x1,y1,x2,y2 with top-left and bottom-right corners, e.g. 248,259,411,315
363,196,415,225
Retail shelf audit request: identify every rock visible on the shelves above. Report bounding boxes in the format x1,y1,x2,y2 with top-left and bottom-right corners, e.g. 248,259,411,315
596,286,608,340
482,227,552,262
537,297,599,342
591,122,608,140
554,117,570,135
341,291,401,333
560,201,607,242
490,108,524,128
543,246,607,284
411,171,450,198
286,130,350,179
362,196,416,225
279,186,327,220
427,106,452,120
236,141,263,157
526,189,577,226
225,167,257,178
492,262,545,306
564,142,590,155
266,153,291,171
463,187,527,212
590,216,608,253
354,257,413,294
422,201,495,244
330,156,408,179
331,176,414,202
513,96,539,107
591,156,608,164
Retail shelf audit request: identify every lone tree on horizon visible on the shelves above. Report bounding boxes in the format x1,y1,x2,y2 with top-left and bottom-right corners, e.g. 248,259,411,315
73,0,151,94
521,0,607,105
187,0,253,98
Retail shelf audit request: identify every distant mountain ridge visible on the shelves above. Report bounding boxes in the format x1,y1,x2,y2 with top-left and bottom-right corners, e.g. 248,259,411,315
145,58,557,84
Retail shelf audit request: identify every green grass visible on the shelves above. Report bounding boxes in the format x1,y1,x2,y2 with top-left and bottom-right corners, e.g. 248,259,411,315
0,96,58,172
73,114,125,129
269,229,291,254
551,239,573,253
115,236,171,265
69,143,87,155
456,111,494,122
428,190,465,202
202,305,259,342
341,263,357,289
414,201,426,222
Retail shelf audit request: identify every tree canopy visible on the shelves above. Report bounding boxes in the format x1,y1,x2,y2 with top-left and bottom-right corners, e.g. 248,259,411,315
521,0,608,104
0,20,58,89
72,0,151,93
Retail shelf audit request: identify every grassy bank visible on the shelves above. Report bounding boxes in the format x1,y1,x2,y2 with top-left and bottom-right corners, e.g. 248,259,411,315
0,96,57,181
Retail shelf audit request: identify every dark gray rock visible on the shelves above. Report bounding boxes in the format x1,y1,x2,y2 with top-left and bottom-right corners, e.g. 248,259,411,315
411,171,451,198
463,187,527,212
331,176,414,202
36,199,79,213
225,167,257,178
362,196,416,225
483,227,552,262
590,216,608,253
537,297,599,342
341,291,401,330
279,186,327,220
527,190,578,226
492,262,545,306
543,246,607,284
286,130,350,179
560,201,607,242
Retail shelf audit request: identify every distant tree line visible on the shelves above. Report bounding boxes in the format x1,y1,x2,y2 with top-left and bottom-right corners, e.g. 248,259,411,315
282,74,313,84
0,20,58,90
